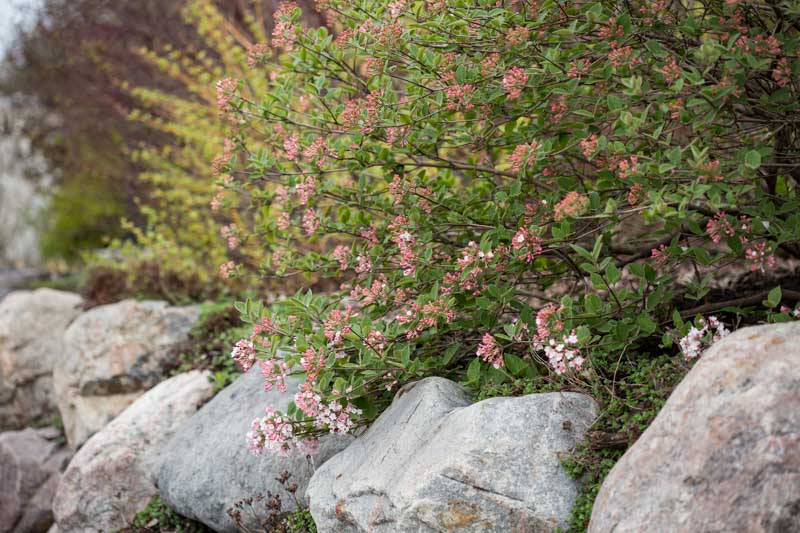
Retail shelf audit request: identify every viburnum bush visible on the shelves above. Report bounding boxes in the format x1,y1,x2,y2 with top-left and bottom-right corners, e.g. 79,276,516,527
215,0,800,457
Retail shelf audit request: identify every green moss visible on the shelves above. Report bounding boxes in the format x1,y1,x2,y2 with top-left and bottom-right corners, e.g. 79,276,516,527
120,494,210,532
285,507,317,533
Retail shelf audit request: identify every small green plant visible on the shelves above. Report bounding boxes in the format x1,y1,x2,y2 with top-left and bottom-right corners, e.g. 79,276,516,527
170,302,247,391
121,494,210,532
285,508,317,533
227,471,316,533
560,354,687,531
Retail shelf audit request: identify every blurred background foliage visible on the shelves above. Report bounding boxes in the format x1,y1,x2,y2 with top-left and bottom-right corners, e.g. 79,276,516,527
1,0,322,300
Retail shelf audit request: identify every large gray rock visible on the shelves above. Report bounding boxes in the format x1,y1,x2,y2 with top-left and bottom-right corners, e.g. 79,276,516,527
0,289,82,430
52,370,215,533
589,322,800,533
308,377,598,533
53,299,198,448
0,427,72,533
154,366,352,532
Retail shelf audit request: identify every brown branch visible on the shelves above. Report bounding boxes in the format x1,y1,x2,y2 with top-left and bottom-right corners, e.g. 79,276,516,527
680,287,800,318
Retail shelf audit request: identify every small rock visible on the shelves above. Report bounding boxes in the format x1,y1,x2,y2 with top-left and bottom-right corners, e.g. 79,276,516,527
154,366,352,532
53,299,198,448
0,289,82,430
307,377,598,533
0,427,72,533
589,322,800,533
52,370,215,533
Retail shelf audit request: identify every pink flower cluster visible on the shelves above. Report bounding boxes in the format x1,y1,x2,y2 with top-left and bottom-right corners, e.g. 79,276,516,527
272,2,298,50
476,333,503,368
215,78,238,112
443,240,497,295
511,227,543,263
296,176,316,205
679,316,729,360
396,298,455,339
302,208,319,236
502,67,528,100
745,241,776,273
544,331,584,374
390,216,417,276
508,141,539,174
323,306,356,346
247,407,296,456
554,191,589,221
505,26,530,46
698,160,723,182
232,339,257,372
444,84,476,111
260,358,290,392
580,134,598,158
219,260,236,280
220,224,239,250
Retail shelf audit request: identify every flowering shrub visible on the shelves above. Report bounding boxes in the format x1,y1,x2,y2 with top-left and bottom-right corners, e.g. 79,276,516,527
216,0,800,465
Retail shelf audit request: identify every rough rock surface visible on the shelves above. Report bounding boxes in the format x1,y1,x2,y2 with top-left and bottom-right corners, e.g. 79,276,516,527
53,299,198,447
154,366,352,533
0,427,72,533
0,289,82,429
307,377,598,533
52,370,215,533
589,322,800,533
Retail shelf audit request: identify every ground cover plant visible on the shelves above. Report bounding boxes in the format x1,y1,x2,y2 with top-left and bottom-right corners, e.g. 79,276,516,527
208,0,799,527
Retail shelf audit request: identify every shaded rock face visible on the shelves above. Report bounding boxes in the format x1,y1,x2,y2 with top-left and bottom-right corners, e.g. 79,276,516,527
53,299,198,448
154,366,352,533
0,427,72,533
0,289,82,430
589,322,800,533
307,377,598,533
52,370,215,533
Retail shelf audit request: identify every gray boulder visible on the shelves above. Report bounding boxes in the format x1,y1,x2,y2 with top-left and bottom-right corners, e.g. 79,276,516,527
53,299,198,448
0,427,72,533
589,322,800,532
154,366,352,532
0,289,82,430
52,370,215,533
307,377,598,533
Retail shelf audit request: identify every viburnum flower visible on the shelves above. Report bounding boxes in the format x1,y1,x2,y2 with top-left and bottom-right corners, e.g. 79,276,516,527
553,191,589,221
444,84,476,111
745,241,776,273
246,43,271,68
323,307,356,346
260,358,290,393
247,407,296,456
580,134,598,158
544,331,584,374
679,316,730,360
296,176,316,205
505,26,530,46
772,57,791,87
302,208,319,236
511,227,543,263
219,261,236,279
508,141,539,174
215,78,238,111
231,339,257,372
284,134,300,161
502,67,528,100
272,2,299,50
476,333,503,368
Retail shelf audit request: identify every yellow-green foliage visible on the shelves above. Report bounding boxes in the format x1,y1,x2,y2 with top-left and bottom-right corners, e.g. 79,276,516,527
99,0,270,295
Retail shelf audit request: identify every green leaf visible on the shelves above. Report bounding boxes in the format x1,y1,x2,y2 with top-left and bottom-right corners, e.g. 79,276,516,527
766,286,782,308
745,150,762,170
504,354,527,376
467,358,481,383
